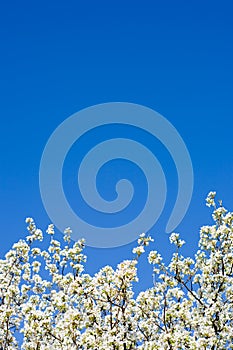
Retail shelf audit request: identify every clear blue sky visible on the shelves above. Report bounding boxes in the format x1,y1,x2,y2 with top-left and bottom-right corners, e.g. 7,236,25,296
0,0,232,293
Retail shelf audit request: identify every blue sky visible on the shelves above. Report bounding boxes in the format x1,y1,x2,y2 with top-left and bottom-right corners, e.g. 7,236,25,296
0,0,233,293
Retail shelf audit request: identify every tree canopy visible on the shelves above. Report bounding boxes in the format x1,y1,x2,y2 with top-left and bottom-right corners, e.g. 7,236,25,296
0,192,232,349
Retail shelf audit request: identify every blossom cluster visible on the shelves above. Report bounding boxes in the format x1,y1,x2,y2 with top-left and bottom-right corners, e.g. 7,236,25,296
0,192,232,349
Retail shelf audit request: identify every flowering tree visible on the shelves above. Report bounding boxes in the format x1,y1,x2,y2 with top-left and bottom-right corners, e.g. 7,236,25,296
0,192,232,349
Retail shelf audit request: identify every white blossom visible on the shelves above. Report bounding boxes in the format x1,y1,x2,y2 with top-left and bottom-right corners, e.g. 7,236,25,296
0,194,232,349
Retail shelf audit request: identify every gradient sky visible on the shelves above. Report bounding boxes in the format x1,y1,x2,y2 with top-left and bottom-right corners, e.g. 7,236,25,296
0,0,233,294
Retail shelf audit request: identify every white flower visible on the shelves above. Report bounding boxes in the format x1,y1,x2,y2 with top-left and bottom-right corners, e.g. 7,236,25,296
148,251,162,265
132,246,145,256
46,224,55,235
